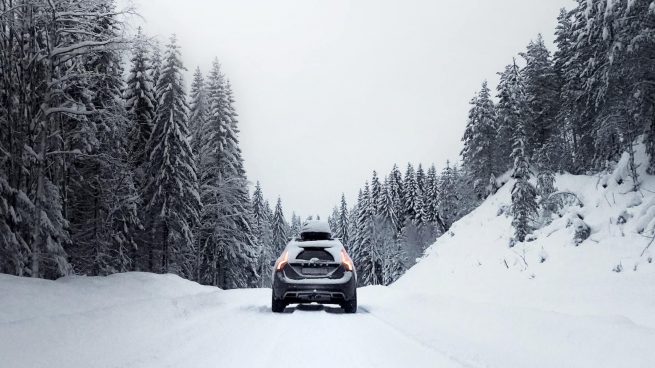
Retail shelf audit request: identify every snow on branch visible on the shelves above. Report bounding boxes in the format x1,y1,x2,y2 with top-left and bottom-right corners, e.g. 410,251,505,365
43,106,96,117
49,38,126,59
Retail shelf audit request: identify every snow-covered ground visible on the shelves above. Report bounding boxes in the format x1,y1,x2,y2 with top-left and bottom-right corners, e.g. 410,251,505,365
2,148,655,368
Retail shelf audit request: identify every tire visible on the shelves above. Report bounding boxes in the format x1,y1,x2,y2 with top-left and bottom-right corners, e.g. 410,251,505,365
272,295,286,313
342,294,357,314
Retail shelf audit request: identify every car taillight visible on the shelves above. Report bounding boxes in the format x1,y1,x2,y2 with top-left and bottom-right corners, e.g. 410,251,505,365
275,250,289,271
341,249,354,271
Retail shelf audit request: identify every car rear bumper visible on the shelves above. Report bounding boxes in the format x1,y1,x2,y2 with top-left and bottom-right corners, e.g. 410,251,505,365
272,271,357,304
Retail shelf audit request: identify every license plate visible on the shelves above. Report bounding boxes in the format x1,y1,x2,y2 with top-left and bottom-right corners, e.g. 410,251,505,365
302,267,328,275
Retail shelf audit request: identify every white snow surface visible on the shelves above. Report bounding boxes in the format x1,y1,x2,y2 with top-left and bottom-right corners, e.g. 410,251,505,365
2,147,655,367
300,219,332,234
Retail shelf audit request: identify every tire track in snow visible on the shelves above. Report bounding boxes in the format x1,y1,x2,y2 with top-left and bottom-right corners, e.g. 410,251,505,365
357,305,488,368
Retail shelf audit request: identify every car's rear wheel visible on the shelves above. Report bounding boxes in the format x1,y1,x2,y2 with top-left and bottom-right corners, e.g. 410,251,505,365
272,295,286,313
342,294,357,314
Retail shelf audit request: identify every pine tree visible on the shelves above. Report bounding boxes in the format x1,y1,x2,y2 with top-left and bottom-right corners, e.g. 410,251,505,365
511,133,538,243
125,27,157,171
620,1,655,173
337,194,350,246
143,35,201,276
554,6,595,173
370,171,383,215
388,164,405,233
188,67,208,158
504,59,538,242
272,198,289,255
403,164,426,225
196,59,258,288
353,183,374,286
424,165,445,233
329,206,340,235
520,34,561,157
438,162,459,230
378,177,398,231
251,182,274,287
461,81,498,198
124,27,157,272
378,178,406,284
290,212,302,238
150,41,163,93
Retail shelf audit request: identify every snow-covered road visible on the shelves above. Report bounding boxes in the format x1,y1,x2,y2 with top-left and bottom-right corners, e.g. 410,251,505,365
1,273,654,368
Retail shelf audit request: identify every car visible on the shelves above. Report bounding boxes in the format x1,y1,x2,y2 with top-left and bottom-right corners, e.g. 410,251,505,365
271,220,357,313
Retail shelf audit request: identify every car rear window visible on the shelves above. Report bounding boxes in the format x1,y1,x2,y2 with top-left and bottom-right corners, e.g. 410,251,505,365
296,249,334,261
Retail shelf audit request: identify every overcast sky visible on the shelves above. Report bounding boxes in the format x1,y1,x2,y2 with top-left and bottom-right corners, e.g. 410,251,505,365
126,0,573,219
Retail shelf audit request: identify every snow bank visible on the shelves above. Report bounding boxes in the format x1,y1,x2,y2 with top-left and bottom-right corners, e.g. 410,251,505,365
396,143,655,329
0,272,215,324
0,273,221,368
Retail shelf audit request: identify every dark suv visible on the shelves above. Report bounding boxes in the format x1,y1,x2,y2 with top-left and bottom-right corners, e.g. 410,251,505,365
271,220,357,313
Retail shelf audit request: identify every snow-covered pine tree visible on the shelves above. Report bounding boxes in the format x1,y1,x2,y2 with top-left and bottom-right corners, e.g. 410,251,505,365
424,165,438,219
353,183,374,286
520,34,561,158
150,40,163,93
329,206,340,235
461,81,498,199
124,27,158,271
618,1,655,173
388,164,405,233
576,1,627,172
416,164,427,197
196,59,258,288
337,194,350,246
503,60,538,243
143,35,201,276
368,171,389,285
424,165,446,233
290,212,302,238
348,191,362,256
438,162,459,231
496,67,520,174
397,164,428,269
377,177,398,233
402,164,423,225
370,171,383,215
188,67,208,158
511,132,538,243
227,79,261,286
125,27,157,172
271,198,289,255
553,6,594,173
251,182,274,287
378,177,406,284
